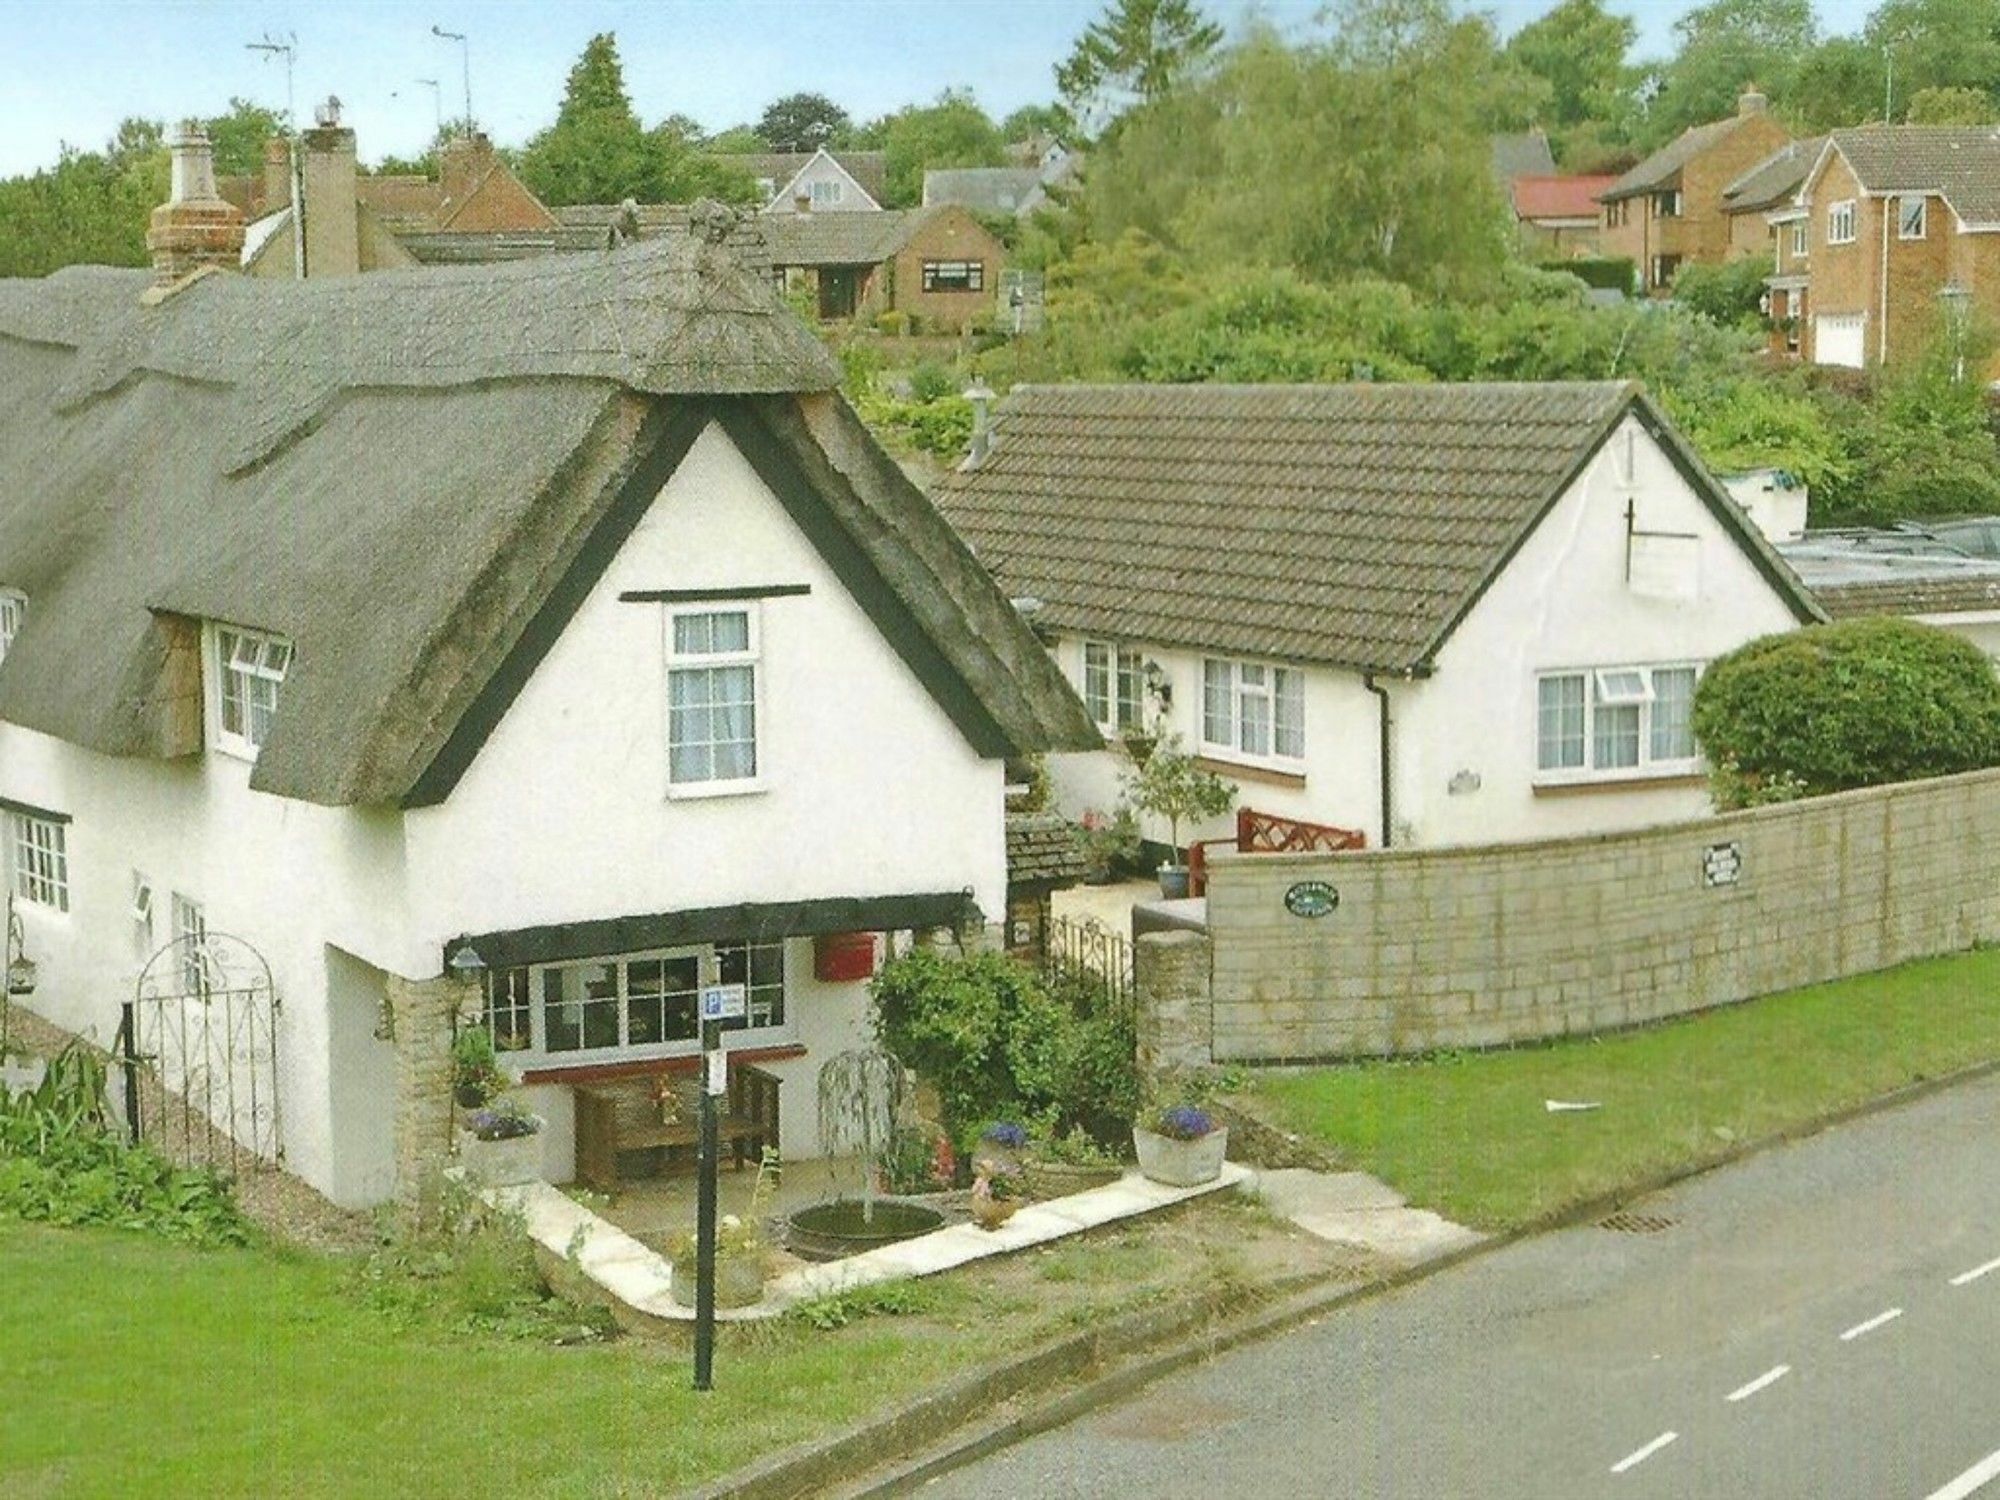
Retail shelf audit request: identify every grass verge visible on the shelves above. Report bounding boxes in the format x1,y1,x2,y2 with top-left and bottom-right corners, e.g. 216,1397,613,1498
0,1194,1351,1497
1250,946,2000,1232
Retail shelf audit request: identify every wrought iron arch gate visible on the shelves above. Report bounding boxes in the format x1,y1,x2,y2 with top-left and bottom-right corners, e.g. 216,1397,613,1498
116,932,282,1179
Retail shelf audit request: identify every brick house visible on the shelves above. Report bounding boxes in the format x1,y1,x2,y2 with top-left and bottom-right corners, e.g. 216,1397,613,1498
757,204,1005,328
1598,89,1792,295
1510,175,1619,258
1719,138,1824,357
1788,127,2000,374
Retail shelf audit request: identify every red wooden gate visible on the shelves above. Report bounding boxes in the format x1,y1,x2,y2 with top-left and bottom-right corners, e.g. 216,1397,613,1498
1188,808,1367,896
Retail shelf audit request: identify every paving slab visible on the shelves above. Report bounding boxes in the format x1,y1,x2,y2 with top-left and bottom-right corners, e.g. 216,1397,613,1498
474,1163,1253,1326
1248,1168,1483,1265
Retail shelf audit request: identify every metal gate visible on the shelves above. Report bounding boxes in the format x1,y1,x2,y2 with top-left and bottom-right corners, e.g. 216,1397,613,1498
118,932,281,1179
1042,915,1133,1018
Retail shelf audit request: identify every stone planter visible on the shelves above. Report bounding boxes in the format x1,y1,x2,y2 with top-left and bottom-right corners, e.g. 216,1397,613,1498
670,1252,766,1309
1132,1125,1228,1188
456,1124,544,1187
1023,1159,1124,1199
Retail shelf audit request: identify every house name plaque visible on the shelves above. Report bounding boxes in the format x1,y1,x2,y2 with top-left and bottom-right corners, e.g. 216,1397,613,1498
1284,881,1340,919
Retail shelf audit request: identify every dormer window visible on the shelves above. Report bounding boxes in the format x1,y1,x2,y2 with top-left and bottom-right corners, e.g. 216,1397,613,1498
0,589,23,663
209,622,292,760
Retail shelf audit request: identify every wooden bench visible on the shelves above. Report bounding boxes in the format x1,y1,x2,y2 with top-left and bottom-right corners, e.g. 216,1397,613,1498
573,1065,781,1191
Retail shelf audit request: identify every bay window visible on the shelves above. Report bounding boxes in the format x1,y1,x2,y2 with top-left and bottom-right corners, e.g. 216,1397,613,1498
1537,664,1699,779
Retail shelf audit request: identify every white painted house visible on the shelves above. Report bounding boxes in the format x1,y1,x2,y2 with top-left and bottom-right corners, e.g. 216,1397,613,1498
936,382,1826,854
0,134,1092,1209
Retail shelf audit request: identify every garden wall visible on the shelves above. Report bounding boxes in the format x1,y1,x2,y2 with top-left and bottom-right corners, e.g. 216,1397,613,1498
1154,767,2000,1064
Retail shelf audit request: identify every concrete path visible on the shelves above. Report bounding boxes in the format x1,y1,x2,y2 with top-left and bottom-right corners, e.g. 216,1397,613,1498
1251,1167,1485,1265
919,1069,2000,1499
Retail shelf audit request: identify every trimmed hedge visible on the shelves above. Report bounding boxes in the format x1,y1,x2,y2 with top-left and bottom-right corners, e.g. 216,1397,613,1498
1539,256,1635,294
1692,618,2000,808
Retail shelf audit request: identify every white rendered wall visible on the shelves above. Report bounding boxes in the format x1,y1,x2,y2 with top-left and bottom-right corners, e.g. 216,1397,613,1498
1041,637,1386,853
1398,416,1806,847
0,721,411,1203
3,420,1010,1206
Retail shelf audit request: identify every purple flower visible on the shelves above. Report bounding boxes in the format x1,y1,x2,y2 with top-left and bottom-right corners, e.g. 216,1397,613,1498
468,1105,540,1141
980,1121,1028,1149
1154,1104,1214,1141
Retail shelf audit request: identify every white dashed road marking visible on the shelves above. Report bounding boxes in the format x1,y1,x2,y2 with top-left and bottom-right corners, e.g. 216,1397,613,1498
1725,1365,1790,1403
1610,1431,1678,1475
1924,1446,2000,1500
1950,1256,2000,1288
1839,1307,1903,1342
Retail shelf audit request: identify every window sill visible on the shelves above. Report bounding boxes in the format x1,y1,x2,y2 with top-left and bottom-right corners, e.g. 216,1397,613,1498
520,1042,806,1087
666,778,767,802
1533,771,1705,796
1193,754,1306,790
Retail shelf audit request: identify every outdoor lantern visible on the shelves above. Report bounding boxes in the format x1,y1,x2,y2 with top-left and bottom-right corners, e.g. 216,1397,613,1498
4,900,32,996
446,938,486,978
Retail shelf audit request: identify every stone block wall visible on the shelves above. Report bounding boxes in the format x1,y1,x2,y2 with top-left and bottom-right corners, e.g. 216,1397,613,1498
1176,767,2000,1063
388,972,476,1217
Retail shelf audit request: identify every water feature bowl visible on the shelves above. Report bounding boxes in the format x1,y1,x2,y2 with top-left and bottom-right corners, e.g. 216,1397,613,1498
781,1198,946,1262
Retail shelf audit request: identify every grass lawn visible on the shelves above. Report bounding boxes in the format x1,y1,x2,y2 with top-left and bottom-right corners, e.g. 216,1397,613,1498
0,1194,1350,1498
1250,946,2000,1233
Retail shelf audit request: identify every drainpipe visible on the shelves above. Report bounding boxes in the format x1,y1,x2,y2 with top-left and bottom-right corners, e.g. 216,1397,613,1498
1878,193,1892,366
1363,672,1392,848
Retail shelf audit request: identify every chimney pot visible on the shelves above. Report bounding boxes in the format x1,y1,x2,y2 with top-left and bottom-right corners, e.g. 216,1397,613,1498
1738,84,1769,116
964,381,996,466
147,122,245,285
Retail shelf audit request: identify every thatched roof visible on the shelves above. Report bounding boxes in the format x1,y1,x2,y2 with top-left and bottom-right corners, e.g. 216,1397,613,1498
0,240,1094,807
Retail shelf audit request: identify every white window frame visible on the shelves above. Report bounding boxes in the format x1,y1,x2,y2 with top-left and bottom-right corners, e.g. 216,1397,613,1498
1081,640,1146,735
1828,199,1856,246
207,621,292,761
1652,189,1683,219
808,178,843,206
171,892,207,997
1791,220,1808,258
1534,663,1703,785
0,588,23,664
664,604,763,798
1201,657,1306,767
131,871,156,956
497,939,793,1065
1898,194,1927,240
7,808,69,913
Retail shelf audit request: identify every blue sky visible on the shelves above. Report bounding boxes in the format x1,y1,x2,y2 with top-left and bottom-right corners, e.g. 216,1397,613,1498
1,0,1878,177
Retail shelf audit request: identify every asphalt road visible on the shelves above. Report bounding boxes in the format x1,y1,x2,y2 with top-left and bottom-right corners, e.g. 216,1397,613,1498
917,1069,2000,1499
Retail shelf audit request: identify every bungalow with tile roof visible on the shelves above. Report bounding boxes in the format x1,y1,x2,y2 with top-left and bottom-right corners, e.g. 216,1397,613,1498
1787,126,2000,374
1598,88,1792,294
719,149,888,213
934,382,1825,854
1510,174,1620,257
0,126,1093,1209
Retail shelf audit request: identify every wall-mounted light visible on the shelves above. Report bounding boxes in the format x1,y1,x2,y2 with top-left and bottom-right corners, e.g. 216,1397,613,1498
1142,658,1173,712
5,898,35,997
446,938,486,980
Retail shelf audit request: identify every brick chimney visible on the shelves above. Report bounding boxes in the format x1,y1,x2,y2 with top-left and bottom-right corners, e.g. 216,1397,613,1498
262,136,293,214
438,131,495,205
794,191,813,214
1738,84,1769,117
301,97,359,277
146,122,246,285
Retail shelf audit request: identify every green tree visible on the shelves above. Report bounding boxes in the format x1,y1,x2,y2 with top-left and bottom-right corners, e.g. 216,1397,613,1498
704,124,767,154
852,89,1007,206
1868,0,2000,114
999,102,1078,143
0,118,167,277
756,92,851,153
1056,0,1225,127
1504,0,1640,129
519,34,755,206
1645,0,1818,144
1790,37,1889,129
1906,84,2000,124
205,97,287,178
1693,619,2000,808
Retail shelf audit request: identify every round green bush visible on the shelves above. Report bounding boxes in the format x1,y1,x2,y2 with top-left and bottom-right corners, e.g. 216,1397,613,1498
1692,617,2000,807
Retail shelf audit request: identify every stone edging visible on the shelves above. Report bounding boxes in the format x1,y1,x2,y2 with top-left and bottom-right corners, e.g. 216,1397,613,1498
709,1051,2000,1499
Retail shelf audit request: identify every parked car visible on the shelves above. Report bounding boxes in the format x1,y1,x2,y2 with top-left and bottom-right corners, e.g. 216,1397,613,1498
1917,517,2000,559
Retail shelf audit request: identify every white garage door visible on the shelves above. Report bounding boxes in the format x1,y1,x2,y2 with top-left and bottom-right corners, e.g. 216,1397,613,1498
1815,313,1866,368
